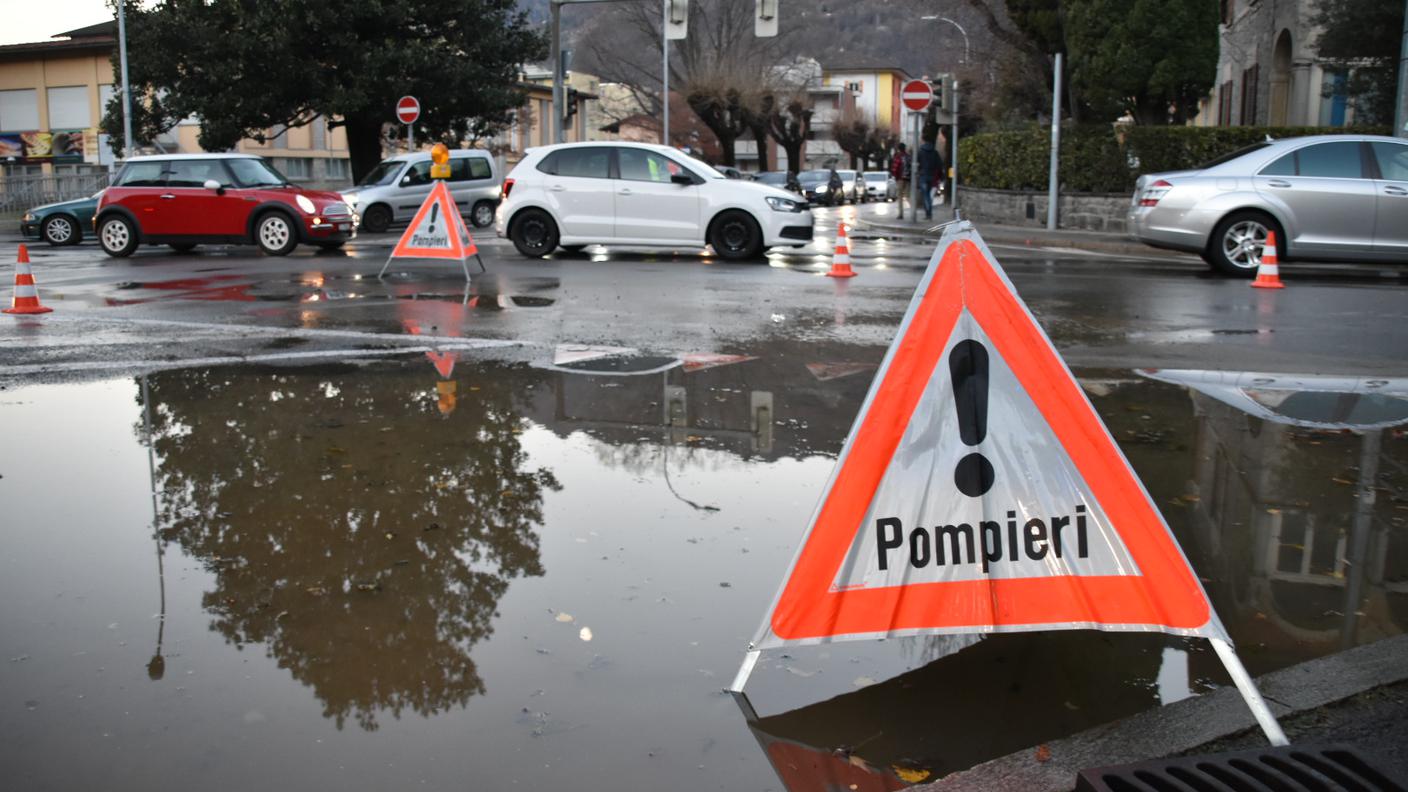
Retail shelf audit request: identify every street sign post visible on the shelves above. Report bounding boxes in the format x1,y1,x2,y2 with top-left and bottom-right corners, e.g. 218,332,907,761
900,79,932,112
900,80,932,225
396,95,420,151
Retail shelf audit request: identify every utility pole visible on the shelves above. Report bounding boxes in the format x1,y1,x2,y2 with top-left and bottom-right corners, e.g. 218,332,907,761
1397,0,1408,138
1047,53,1062,230
116,0,134,158
662,0,670,145
951,80,959,219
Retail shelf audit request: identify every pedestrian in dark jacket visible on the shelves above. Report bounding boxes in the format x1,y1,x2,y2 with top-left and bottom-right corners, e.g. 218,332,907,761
917,139,943,220
890,143,911,216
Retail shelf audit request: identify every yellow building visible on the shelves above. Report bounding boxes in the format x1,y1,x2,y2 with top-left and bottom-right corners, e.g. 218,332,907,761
0,22,351,187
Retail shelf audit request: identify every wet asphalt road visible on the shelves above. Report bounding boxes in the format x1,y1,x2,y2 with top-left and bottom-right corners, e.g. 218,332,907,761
3,202,1408,382
1,204,1406,790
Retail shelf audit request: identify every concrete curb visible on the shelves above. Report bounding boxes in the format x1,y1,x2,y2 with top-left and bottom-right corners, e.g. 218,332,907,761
912,634,1408,792
854,218,1194,259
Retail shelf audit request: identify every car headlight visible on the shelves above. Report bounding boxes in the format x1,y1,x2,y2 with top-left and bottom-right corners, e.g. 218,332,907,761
23,212,34,222
295,194,317,214
766,196,803,212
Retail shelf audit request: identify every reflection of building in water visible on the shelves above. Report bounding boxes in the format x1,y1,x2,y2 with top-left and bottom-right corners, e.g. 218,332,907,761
1143,370,1408,665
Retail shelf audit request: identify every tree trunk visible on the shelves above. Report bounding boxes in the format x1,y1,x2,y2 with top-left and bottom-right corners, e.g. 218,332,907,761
344,115,387,185
748,120,770,171
717,133,737,166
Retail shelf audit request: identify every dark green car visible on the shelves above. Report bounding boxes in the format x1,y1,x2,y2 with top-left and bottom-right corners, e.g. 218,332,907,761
21,196,99,246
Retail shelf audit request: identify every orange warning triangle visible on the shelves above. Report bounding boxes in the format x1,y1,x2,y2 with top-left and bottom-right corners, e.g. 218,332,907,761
389,181,479,261
751,225,1221,650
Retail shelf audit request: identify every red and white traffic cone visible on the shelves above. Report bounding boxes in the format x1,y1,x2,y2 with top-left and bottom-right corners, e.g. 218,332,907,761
1250,231,1285,290
4,245,53,314
826,222,856,278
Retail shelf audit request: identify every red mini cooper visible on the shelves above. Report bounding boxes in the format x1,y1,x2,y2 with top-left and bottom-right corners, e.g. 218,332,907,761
95,153,355,257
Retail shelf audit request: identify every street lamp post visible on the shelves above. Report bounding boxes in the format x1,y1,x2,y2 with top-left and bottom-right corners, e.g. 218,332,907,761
919,15,970,64
116,0,134,158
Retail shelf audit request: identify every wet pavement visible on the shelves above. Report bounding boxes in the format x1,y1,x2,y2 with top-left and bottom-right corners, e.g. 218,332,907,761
2,206,1407,789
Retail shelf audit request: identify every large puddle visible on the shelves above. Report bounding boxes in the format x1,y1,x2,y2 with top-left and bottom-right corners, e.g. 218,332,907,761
2,350,1405,790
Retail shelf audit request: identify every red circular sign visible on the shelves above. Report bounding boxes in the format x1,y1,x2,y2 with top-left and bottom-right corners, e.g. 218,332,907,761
396,95,420,124
900,79,932,112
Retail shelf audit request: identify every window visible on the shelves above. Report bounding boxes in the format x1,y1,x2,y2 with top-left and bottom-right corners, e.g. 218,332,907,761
1260,152,1297,176
116,161,165,186
1217,80,1234,127
551,147,611,178
1371,142,1408,181
1296,142,1363,178
449,156,492,182
276,157,312,180
226,158,288,187
619,148,686,182
1239,64,1258,124
0,89,40,130
403,160,432,185
325,158,351,180
165,159,229,187
46,86,90,129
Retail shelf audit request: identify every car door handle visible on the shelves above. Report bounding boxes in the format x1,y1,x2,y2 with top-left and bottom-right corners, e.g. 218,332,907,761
1265,179,1292,188
1385,186,1408,196
159,194,176,199
549,184,567,192
618,188,633,196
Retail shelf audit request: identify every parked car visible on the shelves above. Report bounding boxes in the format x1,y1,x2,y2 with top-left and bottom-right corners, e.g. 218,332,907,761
862,171,897,201
716,165,745,180
94,153,354,257
1129,134,1408,275
752,170,803,195
797,169,843,206
341,149,499,233
495,142,813,261
21,194,99,246
835,169,864,203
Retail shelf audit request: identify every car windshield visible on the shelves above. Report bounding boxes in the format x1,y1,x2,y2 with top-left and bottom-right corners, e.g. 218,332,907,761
864,173,888,182
685,157,726,179
755,172,787,184
226,158,289,187
1199,142,1272,170
357,160,404,187
837,170,856,179
798,170,830,182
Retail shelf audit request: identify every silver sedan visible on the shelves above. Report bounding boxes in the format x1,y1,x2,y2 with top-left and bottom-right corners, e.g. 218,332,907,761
1128,134,1408,275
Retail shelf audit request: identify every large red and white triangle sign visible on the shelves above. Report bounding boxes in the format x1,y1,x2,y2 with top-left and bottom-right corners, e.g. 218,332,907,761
750,226,1223,651
389,180,479,261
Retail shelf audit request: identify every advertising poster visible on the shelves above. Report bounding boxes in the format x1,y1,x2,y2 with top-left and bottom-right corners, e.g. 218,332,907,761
51,129,85,162
21,131,53,159
0,133,23,160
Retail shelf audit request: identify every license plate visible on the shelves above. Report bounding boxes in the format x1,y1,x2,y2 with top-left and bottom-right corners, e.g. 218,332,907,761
337,223,349,231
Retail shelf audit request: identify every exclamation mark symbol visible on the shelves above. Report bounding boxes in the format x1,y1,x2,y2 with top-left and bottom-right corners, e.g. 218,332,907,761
949,340,994,497
428,204,439,234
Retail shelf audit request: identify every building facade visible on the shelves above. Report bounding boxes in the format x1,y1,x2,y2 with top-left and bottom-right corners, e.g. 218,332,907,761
1198,0,1355,127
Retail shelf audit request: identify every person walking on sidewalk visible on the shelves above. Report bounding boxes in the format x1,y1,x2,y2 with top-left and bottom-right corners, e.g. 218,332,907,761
890,143,911,218
917,136,943,220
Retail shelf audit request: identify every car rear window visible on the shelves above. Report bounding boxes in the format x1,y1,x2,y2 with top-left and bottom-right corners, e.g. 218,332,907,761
1201,142,1270,169
537,148,611,179
116,162,164,186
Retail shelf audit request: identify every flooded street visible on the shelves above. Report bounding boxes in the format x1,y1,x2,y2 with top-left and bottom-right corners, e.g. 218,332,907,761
4,344,1405,789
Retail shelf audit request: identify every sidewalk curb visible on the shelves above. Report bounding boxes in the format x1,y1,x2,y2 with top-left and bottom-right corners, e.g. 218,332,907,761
912,634,1408,792
854,218,1195,260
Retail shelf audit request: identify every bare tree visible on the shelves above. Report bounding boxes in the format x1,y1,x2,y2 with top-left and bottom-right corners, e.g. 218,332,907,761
767,89,813,175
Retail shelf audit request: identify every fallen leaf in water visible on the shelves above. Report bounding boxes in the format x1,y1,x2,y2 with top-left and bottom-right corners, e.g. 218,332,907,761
893,767,931,783
305,586,327,597
555,613,574,623
1332,477,1353,485
1034,744,1052,763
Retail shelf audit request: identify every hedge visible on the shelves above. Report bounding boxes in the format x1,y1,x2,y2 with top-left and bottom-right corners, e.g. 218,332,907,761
958,125,1392,194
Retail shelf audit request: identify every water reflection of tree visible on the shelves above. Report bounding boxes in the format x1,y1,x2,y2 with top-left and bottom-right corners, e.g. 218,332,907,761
140,362,559,730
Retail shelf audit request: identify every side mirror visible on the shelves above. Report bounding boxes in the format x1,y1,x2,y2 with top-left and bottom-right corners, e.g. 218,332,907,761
203,179,225,195
670,173,694,186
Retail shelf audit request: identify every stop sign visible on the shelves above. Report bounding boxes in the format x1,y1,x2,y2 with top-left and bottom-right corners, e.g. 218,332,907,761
900,80,932,112
396,96,420,124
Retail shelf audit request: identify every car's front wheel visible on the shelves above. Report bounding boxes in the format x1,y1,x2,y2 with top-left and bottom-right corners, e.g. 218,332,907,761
510,209,559,258
470,201,496,229
98,215,139,258
42,215,80,246
1208,210,1283,277
255,212,299,256
361,204,392,234
708,210,763,261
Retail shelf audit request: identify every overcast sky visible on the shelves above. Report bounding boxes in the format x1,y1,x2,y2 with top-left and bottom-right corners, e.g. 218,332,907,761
3,1,116,46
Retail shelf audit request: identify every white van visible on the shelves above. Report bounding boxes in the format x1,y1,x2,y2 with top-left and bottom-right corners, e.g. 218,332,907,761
340,149,499,233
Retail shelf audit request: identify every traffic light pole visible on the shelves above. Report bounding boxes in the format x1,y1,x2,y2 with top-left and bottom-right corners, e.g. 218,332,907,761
951,81,960,220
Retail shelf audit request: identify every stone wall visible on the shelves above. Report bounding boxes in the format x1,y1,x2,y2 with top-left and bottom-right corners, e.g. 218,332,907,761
956,186,1133,233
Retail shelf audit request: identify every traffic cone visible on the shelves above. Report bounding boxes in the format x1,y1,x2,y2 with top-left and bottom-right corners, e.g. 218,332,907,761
826,222,856,278
4,245,53,314
1250,231,1285,290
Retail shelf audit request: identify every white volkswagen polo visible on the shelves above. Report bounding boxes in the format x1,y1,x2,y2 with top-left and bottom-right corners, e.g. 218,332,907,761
495,142,814,260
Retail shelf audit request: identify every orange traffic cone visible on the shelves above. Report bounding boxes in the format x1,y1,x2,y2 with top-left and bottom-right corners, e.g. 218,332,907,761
4,245,53,314
1250,231,1285,290
826,222,856,278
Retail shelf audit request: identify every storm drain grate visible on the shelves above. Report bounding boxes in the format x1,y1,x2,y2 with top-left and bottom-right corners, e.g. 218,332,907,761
1074,744,1405,792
